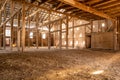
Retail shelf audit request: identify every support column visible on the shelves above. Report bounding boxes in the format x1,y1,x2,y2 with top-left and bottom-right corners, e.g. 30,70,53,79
36,12,39,49
59,19,62,50
116,17,120,50
90,20,93,33
0,4,2,48
3,4,7,49
3,25,6,49
48,11,51,50
113,20,118,50
21,2,26,52
105,19,108,32
66,16,69,49
48,25,51,50
28,12,31,48
72,17,74,48
98,20,100,32
17,12,21,51
10,1,14,50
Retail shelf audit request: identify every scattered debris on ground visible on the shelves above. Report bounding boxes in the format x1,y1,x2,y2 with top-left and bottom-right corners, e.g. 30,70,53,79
0,49,120,80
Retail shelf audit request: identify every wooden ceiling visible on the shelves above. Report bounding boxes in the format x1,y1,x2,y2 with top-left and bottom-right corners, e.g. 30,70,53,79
28,0,120,20
2,0,120,21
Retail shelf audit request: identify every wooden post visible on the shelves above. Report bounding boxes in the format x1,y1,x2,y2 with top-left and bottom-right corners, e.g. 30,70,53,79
48,11,51,50
105,19,108,32
17,12,21,51
3,25,6,49
98,20,100,32
116,17,120,50
36,12,39,49
113,19,118,50
59,19,62,50
21,2,26,52
3,4,7,49
72,17,74,48
10,1,14,50
0,4,2,48
41,32,43,46
90,20,93,33
48,25,51,50
66,16,69,49
28,14,31,48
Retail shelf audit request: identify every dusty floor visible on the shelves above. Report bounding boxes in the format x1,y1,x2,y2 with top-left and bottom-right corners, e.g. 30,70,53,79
0,49,120,80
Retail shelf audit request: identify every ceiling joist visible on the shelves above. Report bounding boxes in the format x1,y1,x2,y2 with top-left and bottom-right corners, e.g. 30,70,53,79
59,0,115,20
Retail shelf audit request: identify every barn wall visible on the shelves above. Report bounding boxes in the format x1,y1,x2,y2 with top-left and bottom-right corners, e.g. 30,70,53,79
91,32,114,49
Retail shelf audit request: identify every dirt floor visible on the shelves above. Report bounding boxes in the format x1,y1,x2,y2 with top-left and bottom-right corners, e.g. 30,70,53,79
0,49,120,80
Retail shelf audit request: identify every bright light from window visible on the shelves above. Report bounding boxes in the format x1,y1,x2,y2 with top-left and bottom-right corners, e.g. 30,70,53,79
75,41,78,45
62,24,66,29
80,21,82,24
91,70,104,75
77,28,79,30
6,30,11,37
83,41,85,45
70,41,72,45
102,23,105,27
42,27,48,31
62,35,64,38
29,32,33,38
42,33,46,39
79,34,82,37
64,41,66,45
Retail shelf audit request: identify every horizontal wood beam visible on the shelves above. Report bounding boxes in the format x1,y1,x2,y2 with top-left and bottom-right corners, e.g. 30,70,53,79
86,0,101,5
40,17,66,27
59,0,115,20
51,23,90,33
93,0,117,7
98,1,120,10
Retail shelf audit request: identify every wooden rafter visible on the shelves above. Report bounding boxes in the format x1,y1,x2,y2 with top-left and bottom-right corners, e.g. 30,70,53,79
93,0,117,7
98,1,120,10
59,0,115,20
86,0,101,5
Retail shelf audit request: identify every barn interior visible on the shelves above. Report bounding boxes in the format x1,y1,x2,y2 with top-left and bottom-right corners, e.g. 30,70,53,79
0,0,120,80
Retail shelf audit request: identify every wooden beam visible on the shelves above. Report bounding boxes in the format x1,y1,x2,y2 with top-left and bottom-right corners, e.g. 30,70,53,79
0,0,8,13
0,8,21,28
59,0,115,20
72,17,74,48
55,2,63,10
18,1,85,20
21,2,26,52
17,11,21,51
50,23,90,33
10,0,14,50
28,12,31,48
0,4,2,48
59,19,62,50
86,0,101,5
25,9,41,20
98,1,120,10
3,8,6,49
36,12,39,49
66,16,68,49
40,17,66,27
48,11,51,50
94,0,117,7
104,7,120,12
113,20,118,50
90,20,93,33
